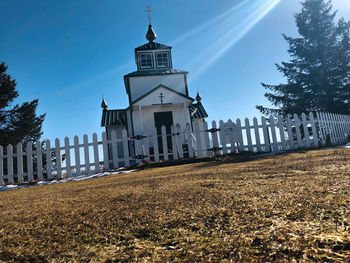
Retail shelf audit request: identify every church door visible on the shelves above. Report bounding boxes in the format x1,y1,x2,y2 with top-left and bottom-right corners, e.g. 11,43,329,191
154,111,173,153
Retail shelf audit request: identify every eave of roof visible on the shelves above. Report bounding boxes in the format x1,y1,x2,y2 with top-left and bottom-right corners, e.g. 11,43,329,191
124,69,188,78
135,42,172,51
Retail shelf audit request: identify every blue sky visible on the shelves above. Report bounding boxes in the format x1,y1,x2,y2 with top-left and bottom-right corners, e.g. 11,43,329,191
1,0,350,142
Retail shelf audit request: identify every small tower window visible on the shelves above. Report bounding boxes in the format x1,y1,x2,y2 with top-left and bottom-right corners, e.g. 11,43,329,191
156,52,170,68
139,53,153,69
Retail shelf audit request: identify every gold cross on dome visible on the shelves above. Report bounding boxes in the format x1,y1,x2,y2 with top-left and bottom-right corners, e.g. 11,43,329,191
145,6,152,25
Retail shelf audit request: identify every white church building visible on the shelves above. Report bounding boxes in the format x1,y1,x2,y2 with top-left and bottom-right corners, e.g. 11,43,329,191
100,23,208,154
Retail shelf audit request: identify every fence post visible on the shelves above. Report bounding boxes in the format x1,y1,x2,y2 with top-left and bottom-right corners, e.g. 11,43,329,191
46,139,53,180
343,114,348,141
219,120,227,155
338,114,343,143
269,116,278,152
26,142,33,183
102,132,109,171
186,123,194,158
17,143,24,184
110,131,119,169
36,141,43,181
161,125,169,161
253,117,261,152
171,125,178,160
193,123,203,157
261,117,270,152
122,129,130,166
293,114,303,148
321,112,330,143
0,146,3,185
227,119,236,154
176,124,184,159
245,118,253,152
152,126,160,162
316,112,324,144
286,115,294,150
203,121,211,157
329,113,337,144
339,114,346,143
211,121,220,155
93,133,100,172
83,134,91,173
55,139,62,179
65,137,72,178
301,113,311,147
277,115,287,151
143,133,150,162
326,113,334,144
74,136,81,175
6,145,14,184
309,112,319,147
333,113,341,144
236,118,245,152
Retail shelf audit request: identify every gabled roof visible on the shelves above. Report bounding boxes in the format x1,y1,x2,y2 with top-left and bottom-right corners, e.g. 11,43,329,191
124,69,188,78
135,42,172,51
190,102,208,119
101,109,127,127
132,84,194,104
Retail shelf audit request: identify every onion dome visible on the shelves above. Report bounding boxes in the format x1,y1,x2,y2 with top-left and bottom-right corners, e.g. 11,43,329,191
101,98,108,110
146,25,157,42
196,91,202,102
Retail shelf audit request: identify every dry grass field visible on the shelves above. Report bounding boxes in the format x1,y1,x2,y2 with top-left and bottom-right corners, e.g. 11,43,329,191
0,148,350,262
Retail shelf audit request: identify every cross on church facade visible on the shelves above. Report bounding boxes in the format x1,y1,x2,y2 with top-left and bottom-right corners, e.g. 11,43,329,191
145,6,152,25
159,93,164,104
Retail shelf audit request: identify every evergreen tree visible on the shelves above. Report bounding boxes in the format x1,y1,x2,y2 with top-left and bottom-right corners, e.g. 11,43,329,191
0,62,45,146
257,0,350,116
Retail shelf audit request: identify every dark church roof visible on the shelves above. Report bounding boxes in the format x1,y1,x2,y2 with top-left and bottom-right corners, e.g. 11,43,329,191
124,69,187,78
101,109,127,127
190,102,208,119
135,42,172,51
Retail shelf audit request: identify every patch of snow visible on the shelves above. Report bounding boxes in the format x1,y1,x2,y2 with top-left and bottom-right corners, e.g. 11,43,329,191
342,143,350,149
0,170,137,192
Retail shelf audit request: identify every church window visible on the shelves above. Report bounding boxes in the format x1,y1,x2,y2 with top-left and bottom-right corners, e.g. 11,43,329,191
156,52,170,68
139,53,153,69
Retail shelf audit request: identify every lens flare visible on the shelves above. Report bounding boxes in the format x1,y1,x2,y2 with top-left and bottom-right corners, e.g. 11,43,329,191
182,0,281,81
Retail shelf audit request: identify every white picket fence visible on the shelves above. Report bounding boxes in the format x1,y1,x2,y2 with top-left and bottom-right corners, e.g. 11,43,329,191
0,112,349,186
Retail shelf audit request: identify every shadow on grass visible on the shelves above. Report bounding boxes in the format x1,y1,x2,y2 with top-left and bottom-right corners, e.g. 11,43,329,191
123,148,324,172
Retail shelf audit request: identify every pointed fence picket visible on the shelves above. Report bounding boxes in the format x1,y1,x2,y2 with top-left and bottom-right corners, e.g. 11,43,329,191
65,137,72,178
7,145,14,184
26,142,33,183
17,143,24,184
1,111,350,186
253,118,262,152
152,127,160,162
92,133,100,172
36,141,43,181
46,140,53,180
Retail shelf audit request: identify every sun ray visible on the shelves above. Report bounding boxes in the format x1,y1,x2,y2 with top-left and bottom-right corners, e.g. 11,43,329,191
169,0,251,46
187,0,281,81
